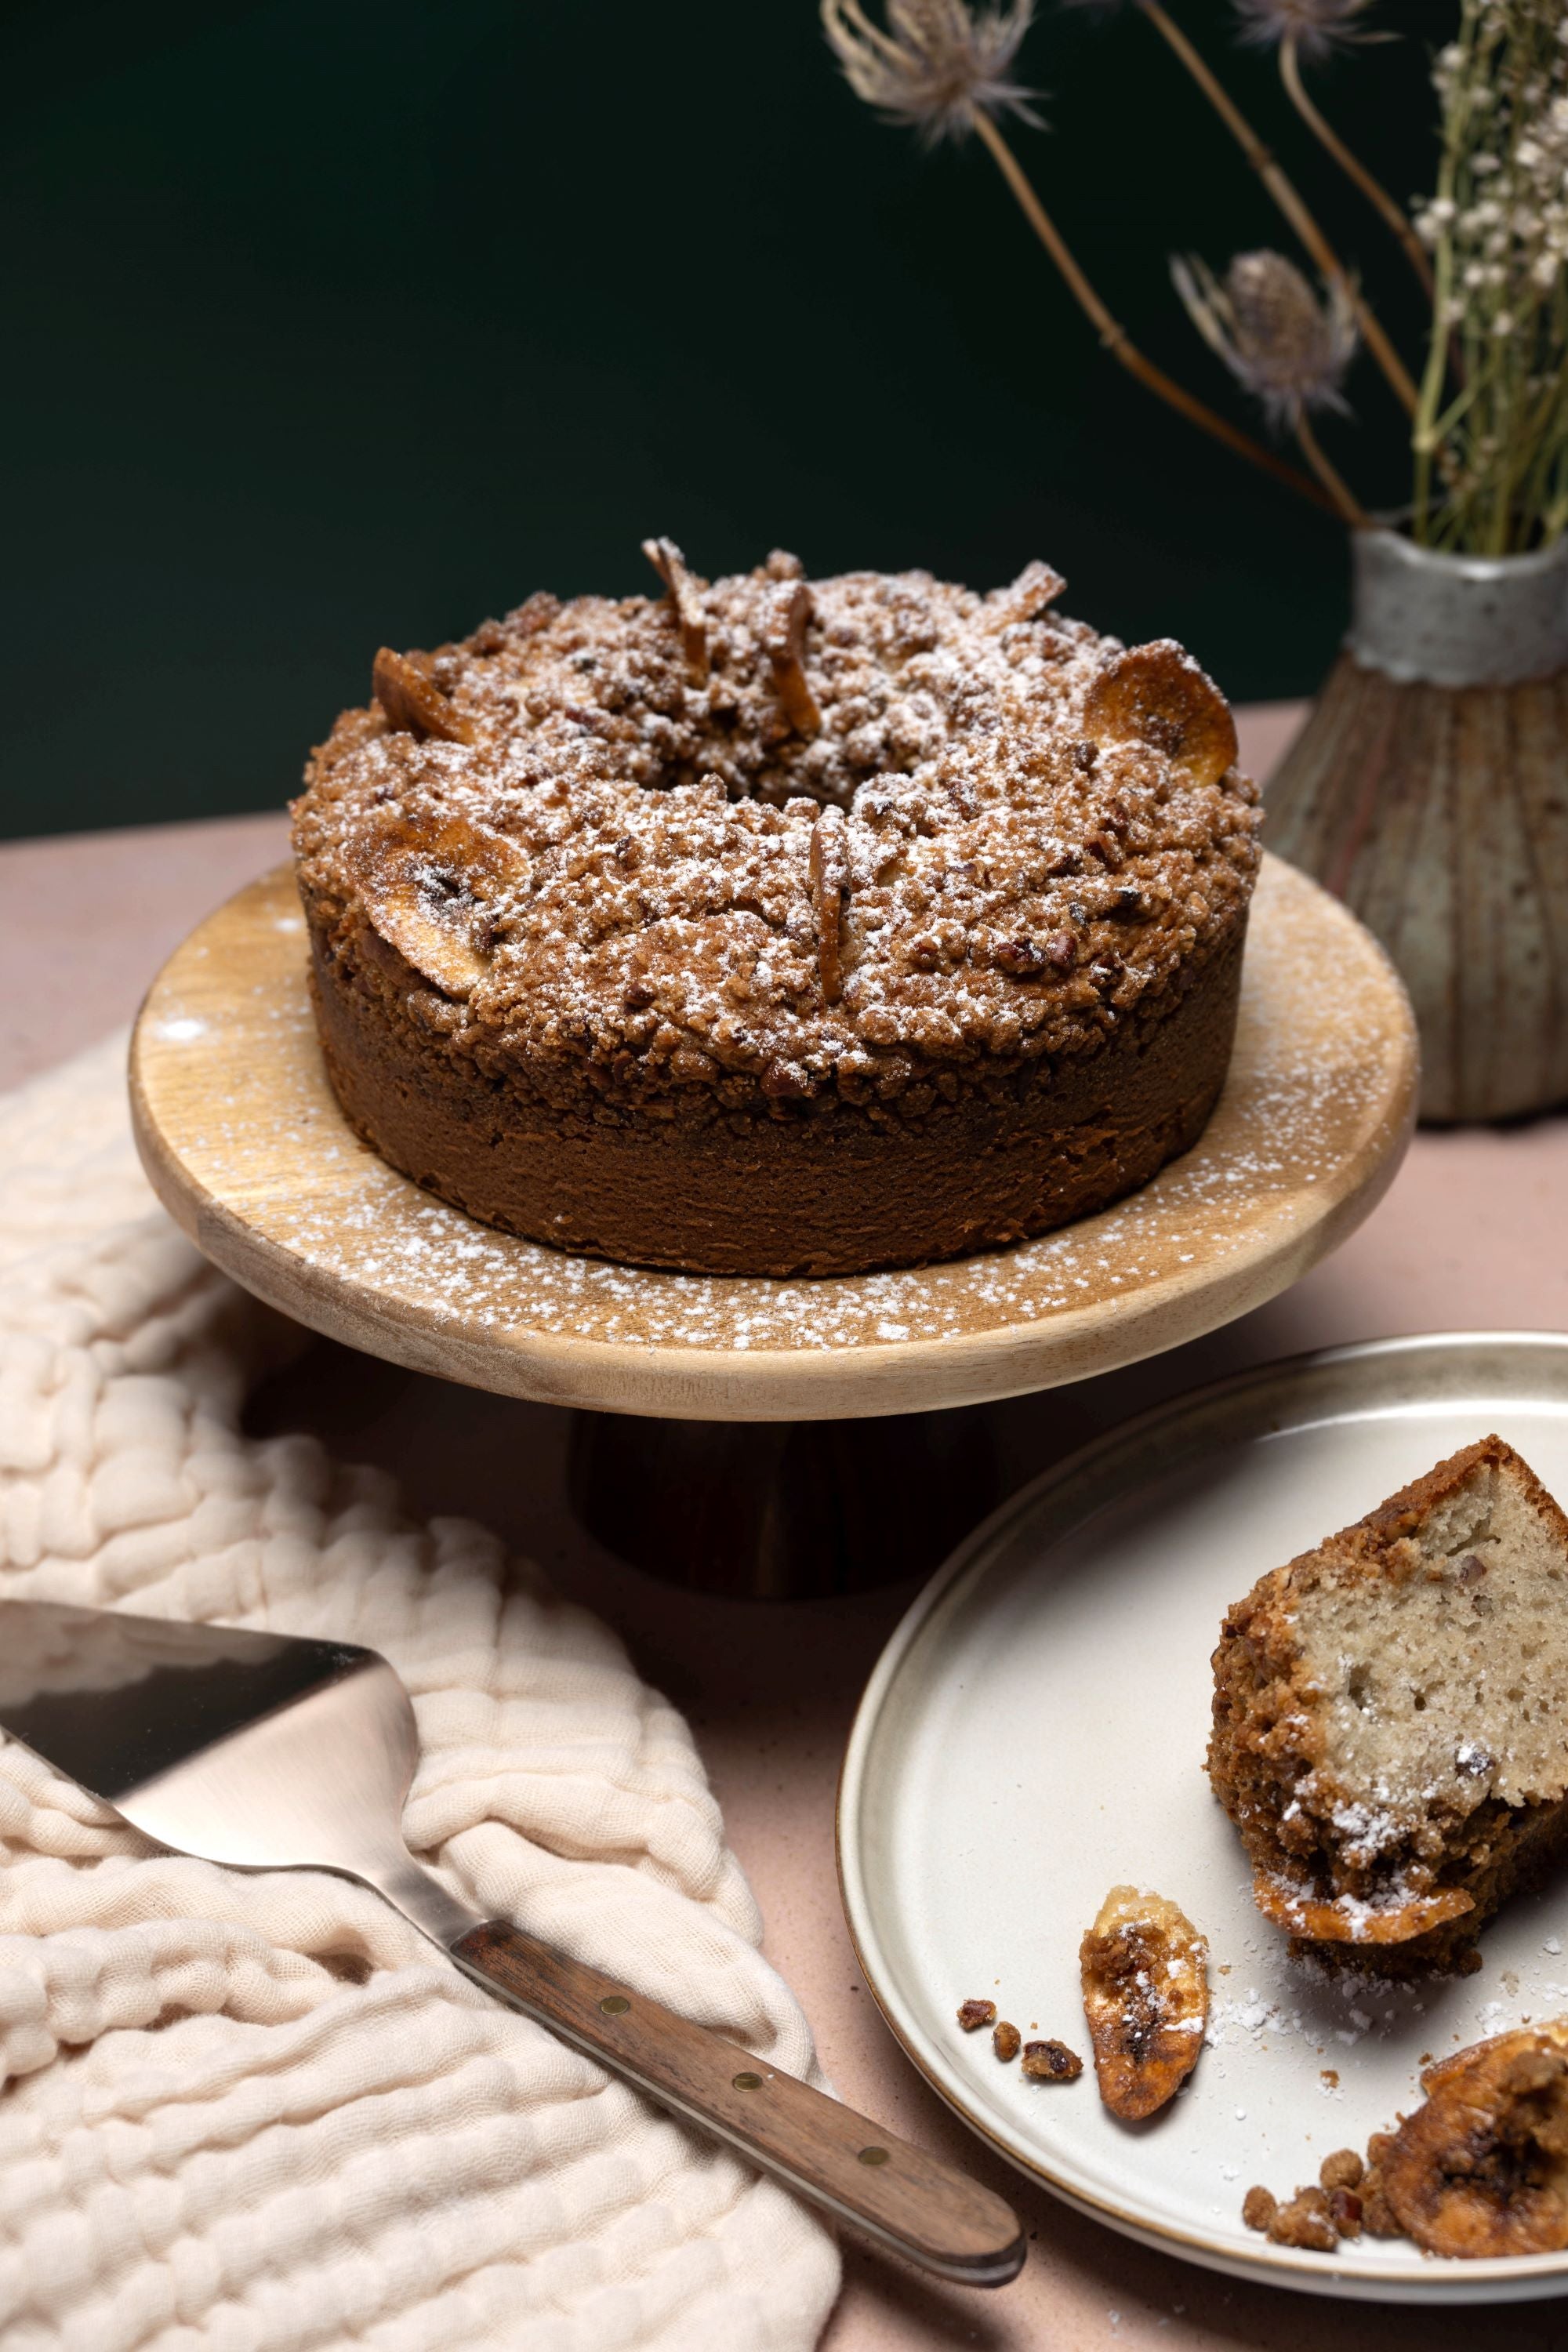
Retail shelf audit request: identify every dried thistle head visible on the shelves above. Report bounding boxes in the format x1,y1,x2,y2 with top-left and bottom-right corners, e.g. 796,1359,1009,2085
1232,0,1379,64
1171,249,1359,427
821,0,1041,145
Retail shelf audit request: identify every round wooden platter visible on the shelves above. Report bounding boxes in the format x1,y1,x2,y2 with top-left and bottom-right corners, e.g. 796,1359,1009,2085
129,855,1417,1423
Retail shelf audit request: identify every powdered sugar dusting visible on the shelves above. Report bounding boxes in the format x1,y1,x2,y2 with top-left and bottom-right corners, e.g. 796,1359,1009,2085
292,557,1259,1107
141,848,1411,1379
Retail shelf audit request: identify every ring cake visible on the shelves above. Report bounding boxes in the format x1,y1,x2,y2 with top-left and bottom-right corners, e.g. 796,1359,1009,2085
292,543,1260,1276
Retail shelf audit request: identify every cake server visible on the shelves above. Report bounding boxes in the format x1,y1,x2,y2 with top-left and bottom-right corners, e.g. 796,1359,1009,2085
0,1599,1024,2286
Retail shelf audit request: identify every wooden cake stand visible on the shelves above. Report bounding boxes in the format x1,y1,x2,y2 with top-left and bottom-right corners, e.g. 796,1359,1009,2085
130,855,1417,1595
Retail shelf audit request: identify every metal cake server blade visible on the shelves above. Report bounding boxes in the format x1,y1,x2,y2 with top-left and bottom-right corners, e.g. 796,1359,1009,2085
0,1600,1024,2286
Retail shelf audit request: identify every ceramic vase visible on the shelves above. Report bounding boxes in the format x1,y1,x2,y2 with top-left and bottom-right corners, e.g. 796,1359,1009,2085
1266,526,1568,1122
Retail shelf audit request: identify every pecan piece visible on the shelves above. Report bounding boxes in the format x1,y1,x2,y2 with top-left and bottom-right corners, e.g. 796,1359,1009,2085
993,2020,1022,2062
993,937,1047,978
372,647,474,745
765,579,822,735
761,1056,811,1100
1022,2038,1083,2082
1358,2165,1402,2238
641,535,709,681
1079,1885,1208,2121
1081,640,1238,789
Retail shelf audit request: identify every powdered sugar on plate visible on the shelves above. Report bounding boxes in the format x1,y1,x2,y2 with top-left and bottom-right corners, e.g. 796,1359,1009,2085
137,851,1410,1379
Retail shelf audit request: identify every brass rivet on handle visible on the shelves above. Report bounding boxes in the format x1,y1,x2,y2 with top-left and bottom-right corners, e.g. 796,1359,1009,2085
732,2070,764,2090
600,1995,630,2014
857,2146,890,2167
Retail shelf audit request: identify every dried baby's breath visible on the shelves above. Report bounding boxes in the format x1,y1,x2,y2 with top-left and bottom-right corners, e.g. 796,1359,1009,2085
820,0,1040,144
1414,0,1568,550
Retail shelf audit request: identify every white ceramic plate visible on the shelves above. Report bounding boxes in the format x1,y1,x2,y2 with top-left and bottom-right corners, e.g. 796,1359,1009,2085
838,1334,1568,2303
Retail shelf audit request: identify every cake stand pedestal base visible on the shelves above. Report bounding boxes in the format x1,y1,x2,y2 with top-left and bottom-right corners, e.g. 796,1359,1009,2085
568,1406,1000,1599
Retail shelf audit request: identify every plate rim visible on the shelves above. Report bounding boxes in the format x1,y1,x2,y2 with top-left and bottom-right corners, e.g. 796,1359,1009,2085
836,1329,1568,2301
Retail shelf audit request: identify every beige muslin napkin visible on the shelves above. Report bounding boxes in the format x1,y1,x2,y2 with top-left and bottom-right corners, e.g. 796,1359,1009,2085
0,1036,840,2352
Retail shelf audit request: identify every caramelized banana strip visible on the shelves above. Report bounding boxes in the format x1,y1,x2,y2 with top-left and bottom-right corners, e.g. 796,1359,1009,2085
766,579,822,736
810,804,847,1005
641,535,710,681
985,559,1065,631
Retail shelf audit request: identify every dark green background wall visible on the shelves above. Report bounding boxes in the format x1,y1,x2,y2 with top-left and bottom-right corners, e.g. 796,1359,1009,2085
3,0,1443,840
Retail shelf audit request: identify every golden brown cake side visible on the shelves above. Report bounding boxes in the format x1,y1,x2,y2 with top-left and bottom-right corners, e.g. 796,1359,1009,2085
1208,1436,1568,1970
293,551,1261,1277
302,895,1244,1277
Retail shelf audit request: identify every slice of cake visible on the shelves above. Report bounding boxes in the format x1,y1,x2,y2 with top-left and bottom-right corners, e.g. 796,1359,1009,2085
1208,1436,1568,1969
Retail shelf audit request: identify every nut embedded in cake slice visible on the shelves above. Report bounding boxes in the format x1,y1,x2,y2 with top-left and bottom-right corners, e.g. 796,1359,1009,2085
1208,1436,1568,1968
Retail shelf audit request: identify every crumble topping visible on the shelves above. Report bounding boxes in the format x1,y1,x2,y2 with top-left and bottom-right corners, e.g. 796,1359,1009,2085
294,546,1259,1109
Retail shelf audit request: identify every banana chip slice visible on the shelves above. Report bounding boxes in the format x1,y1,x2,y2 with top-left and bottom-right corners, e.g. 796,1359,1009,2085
350,804,527,998
1080,1885,1209,2122
372,647,474,746
1380,2026,1568,2258
1081,640,1238,789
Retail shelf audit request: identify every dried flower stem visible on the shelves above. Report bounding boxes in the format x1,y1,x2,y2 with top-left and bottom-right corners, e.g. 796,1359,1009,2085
1278,33,1434,297
1294,409,1370,525
968,107,1337,510
1134,0,1417,417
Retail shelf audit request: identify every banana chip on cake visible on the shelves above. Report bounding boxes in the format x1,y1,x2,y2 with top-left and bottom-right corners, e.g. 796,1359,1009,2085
1079,1885,1208,2121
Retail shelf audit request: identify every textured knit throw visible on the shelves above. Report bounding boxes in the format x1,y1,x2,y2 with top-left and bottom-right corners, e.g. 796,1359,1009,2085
0,1038,840,2352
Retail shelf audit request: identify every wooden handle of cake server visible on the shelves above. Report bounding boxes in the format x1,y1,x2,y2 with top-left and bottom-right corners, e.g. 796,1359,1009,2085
450,1920,1025,2285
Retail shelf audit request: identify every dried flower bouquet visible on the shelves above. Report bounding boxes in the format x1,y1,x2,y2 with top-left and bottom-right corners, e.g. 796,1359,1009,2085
823,0,1568,556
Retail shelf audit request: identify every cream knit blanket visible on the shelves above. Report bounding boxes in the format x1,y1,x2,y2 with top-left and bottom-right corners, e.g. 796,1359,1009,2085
0,1038,840,2352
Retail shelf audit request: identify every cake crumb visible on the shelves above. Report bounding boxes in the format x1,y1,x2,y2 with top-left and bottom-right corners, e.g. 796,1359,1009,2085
1022,2038,1083,2082
1240,2184,1276,2233
957,1998,996,2031
1267,2187,1337,2252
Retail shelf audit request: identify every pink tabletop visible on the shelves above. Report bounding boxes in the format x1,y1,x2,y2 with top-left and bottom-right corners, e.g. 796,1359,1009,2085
5,711,1568,2350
